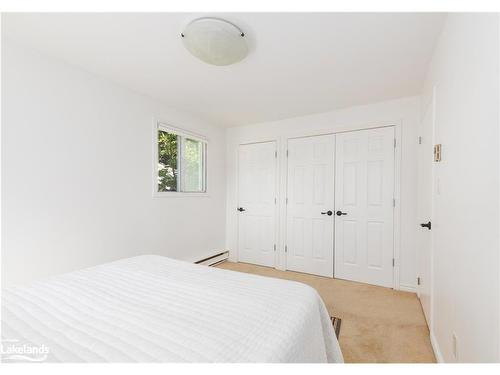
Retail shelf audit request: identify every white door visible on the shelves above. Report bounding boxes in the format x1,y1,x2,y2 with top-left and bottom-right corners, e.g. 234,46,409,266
334,127,395,288
237,142,277,267
417,94,435,326
286,135,335,277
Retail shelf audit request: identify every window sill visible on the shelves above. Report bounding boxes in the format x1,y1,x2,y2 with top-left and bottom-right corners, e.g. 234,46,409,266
153,192,209,198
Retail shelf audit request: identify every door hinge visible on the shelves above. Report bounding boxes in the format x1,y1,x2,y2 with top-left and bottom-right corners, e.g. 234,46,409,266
286,197,288,204
285,245,288,253
418,136,422,145
393,198,396,207
274,150,277,158
274,197,277,204
286,149,289,157
392,258,395,267
273,244,276,252
417,277,421,286
394,138,396,148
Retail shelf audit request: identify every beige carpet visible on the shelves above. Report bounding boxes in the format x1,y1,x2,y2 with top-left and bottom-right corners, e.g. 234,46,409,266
216,261,436,363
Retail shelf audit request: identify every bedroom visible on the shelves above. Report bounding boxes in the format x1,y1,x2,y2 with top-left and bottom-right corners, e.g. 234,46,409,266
1,1,500,370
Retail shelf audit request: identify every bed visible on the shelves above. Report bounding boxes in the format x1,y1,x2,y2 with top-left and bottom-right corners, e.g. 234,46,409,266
1,255,344,363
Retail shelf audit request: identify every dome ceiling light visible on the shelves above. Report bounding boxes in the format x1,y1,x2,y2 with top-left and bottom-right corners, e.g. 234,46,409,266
181,17,248,66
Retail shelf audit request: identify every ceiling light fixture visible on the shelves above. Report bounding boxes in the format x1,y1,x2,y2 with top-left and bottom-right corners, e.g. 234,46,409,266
181,17,248,66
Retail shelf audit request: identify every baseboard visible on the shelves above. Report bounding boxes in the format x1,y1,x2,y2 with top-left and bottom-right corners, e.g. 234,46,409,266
399,284,416,293
430,330,444,363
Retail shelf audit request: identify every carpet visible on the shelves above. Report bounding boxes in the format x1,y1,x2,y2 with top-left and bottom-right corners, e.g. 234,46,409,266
216,261,436,363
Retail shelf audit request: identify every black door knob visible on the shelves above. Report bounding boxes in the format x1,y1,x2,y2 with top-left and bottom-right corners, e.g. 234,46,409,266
336,211,347,216
237,207,246,212
321,210,333,216
420,221,431,230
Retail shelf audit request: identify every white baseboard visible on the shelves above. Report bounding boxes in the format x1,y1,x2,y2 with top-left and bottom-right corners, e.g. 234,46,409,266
430,331,444,363
399,284,416,293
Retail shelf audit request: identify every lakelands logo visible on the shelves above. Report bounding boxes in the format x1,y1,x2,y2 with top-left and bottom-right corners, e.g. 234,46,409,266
1,339,50,362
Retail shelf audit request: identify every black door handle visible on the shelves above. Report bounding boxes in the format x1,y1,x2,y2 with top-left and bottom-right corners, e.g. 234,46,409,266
237,207,246,212
420,221,431,230
336,211,347,216
321,210,333,216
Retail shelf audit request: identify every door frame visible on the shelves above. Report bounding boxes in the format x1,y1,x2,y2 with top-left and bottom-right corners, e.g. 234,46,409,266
230,122,402,290
416,85,436,328
236,140,280,267
282,124,402,290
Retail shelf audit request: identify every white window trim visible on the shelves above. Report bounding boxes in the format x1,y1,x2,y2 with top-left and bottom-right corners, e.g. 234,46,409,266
153,119,208,198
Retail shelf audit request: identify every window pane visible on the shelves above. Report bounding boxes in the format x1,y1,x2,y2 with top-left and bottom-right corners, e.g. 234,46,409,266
157,130,179,192
183,138,204,192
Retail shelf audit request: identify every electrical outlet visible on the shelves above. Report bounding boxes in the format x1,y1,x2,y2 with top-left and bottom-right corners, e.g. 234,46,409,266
452,333,458,361
434,144,442,162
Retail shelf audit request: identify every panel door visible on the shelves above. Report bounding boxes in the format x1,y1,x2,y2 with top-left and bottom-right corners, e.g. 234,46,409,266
417,94,435,326
237,142,277,267
286,134,335,277
334,127,395,288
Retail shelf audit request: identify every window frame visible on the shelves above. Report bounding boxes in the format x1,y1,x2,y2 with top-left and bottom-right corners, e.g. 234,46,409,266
153,120,208,197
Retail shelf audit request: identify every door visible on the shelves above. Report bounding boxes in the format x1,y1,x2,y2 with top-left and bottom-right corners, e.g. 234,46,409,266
286,134,335,277
237,141,277,267
417,94,435,326
334,127,395,288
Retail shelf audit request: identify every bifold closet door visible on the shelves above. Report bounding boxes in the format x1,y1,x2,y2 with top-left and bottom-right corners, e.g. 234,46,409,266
237,142,277,267
286,134,335,277
334,127,395,288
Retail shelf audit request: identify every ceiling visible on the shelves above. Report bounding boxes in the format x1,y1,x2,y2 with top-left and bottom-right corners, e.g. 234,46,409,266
3,13,445,127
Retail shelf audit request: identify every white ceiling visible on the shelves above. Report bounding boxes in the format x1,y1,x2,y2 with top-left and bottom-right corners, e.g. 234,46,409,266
3,13,445,127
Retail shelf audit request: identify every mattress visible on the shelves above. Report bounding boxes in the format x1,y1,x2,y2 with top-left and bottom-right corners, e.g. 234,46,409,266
1,255,344,363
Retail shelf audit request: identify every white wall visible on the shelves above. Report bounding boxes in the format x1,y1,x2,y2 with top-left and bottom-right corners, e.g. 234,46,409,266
226,96,421,291
421,13,499,362
1,42,226,287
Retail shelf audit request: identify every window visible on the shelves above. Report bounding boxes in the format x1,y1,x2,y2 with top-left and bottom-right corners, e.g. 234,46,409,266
155,123,207,195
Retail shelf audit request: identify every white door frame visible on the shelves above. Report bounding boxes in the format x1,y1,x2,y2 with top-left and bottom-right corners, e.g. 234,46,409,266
231,122,402,290
393,123,403,291
417,85,436,329
236,140,280,267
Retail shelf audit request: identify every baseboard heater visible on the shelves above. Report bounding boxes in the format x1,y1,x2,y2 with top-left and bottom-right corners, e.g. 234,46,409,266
195,251,229,267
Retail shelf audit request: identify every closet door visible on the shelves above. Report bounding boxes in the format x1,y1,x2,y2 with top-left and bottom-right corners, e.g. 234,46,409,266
237,142,277,267
334,127,395,288
286,135,335,277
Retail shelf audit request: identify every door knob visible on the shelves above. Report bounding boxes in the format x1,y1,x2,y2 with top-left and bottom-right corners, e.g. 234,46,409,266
336,211,347,216
420,221,431,230
237,207,246,212
321,210,333,216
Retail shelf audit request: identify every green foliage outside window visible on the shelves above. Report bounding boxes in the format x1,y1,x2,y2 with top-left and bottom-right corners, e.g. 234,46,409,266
157,129,205,193
158,130,178,192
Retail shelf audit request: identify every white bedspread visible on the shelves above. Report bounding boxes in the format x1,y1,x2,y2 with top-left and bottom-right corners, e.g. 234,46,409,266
1,255,343,363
